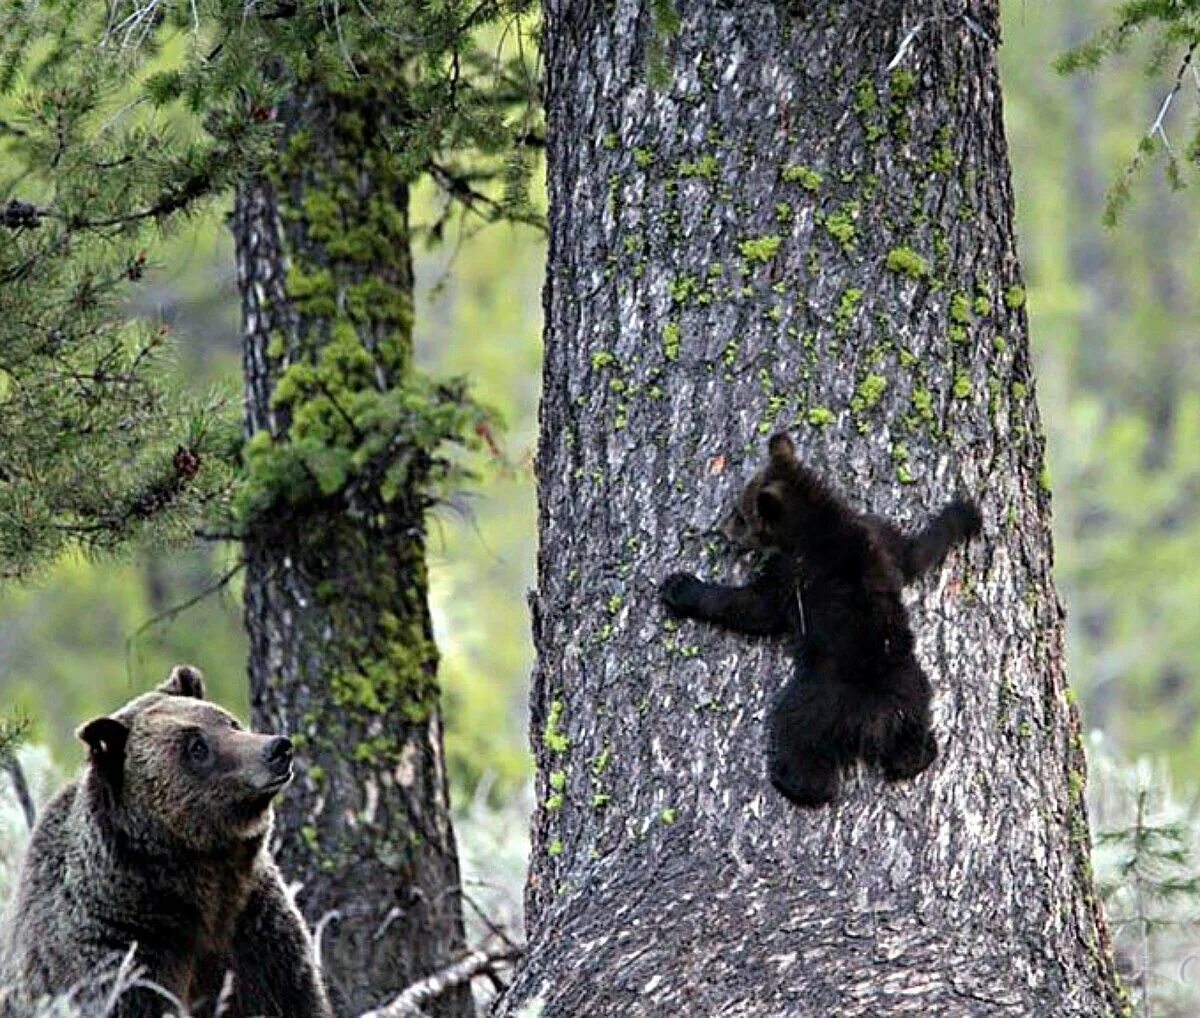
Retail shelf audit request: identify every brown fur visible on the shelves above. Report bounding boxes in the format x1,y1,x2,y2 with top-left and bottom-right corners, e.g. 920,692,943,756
0,666,332,1017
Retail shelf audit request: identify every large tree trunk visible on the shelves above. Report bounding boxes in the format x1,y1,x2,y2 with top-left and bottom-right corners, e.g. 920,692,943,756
231,75,472,1017
501,1,1125,1014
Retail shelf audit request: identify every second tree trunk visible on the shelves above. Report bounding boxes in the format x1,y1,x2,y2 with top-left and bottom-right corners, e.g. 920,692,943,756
232,74,472,1018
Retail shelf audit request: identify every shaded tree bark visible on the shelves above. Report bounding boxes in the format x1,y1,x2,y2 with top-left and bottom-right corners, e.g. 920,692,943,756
231,75,472,1017
501,1,1124,1014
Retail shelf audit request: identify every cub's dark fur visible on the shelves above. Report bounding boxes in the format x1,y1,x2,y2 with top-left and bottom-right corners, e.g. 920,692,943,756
0,666,332,1018
660,433,982,807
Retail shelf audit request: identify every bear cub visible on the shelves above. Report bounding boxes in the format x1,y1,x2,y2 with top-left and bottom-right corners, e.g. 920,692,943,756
0,666,332,1018
660,433,982,807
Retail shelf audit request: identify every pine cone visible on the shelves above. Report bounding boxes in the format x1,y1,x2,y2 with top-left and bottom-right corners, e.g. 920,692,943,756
173,446,201,480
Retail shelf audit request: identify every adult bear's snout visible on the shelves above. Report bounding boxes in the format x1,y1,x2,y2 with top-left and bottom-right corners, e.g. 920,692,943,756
262,735,294,776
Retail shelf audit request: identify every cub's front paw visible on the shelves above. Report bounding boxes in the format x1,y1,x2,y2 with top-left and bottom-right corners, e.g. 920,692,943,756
949,497,984,539
660,572,703,615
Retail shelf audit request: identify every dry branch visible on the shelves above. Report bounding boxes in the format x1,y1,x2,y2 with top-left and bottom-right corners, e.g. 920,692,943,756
358,945,523,1018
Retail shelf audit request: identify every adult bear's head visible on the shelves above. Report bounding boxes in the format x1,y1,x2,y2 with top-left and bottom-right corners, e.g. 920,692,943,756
77,665,294,853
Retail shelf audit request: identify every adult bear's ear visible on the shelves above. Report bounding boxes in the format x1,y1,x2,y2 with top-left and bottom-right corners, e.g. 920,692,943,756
77,717,129,790
767,432,796,464
756,482,787,525
159,664,206,700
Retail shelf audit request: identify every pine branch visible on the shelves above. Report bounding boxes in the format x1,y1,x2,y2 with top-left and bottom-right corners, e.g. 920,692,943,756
1,173,214,233
124,558,246,658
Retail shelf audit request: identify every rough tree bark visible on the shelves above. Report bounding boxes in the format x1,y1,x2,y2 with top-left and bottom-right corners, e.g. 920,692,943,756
231,75,472,1017
501,1,1125,1015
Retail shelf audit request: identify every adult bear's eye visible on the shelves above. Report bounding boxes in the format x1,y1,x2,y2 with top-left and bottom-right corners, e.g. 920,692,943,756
186,732,212,765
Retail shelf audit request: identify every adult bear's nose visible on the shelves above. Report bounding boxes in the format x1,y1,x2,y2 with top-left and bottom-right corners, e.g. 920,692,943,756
262,736,294,776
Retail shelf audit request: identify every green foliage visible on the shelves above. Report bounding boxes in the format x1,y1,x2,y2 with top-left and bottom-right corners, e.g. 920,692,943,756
1048,396,1200,765
824,203,858,251
679,154,720,180
236,363,489,525
1003,1,1200,782
885,245,929,279
834,287,864,332
1056,3,1200,223
1091,742,1200,1015
662,321,682,361
781,164,823,190
806,406,835,428
0,1,252,579
737,234,782,265
0,0,539,577
949,291,974,324
0,712,29,763
543,698,570,754
850,374,887,415
0,546,250,751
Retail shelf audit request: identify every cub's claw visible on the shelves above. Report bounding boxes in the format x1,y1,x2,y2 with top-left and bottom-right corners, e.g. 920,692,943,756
660,572,702,614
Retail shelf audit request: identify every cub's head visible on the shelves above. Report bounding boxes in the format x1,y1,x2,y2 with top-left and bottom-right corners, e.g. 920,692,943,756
721,432,800,549
77,665,293,852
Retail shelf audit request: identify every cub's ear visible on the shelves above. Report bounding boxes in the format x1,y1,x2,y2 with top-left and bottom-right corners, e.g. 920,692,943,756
77,717,129,788
756,481,787,525
159,664,206,700
767,432,796,463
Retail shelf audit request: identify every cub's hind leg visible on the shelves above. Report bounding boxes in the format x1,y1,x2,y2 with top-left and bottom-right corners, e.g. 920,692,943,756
766,677,841,807
878,716,938,782
768,746,840,808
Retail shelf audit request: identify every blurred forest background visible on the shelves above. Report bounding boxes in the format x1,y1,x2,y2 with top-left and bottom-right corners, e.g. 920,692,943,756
1,0,1198,1004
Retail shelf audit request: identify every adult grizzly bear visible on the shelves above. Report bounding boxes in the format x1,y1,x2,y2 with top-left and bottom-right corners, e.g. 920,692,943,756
0,666,332,1017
